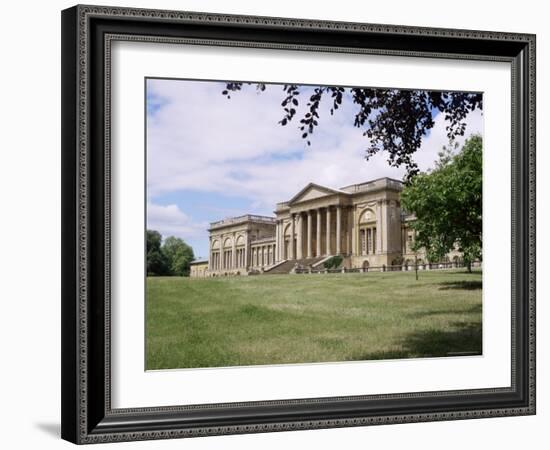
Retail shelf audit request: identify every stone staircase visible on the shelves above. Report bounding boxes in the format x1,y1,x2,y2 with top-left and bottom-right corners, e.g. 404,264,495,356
263,257,326,275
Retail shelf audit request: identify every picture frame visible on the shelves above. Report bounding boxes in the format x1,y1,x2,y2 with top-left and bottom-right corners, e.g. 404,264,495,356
61,4,536,444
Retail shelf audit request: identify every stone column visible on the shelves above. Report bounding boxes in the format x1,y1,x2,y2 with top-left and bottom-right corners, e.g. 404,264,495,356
274,221,279,263
275,220,282,261
296,213,303,260
244,235,249,269
346,207,354,255
376,200,383,253
316,208,322,257
278,222,282,261
351,206,356,256
307,211,312,258
326,207,331,255
290,214,295,260
369,228,373,254
232,236,236,269
282,224,286,260
336,205,341,254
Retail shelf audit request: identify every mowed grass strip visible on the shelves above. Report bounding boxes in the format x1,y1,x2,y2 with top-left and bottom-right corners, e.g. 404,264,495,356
146,270,482,369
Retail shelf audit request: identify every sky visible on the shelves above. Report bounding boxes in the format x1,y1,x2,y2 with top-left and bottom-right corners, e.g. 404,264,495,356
146,78,483,258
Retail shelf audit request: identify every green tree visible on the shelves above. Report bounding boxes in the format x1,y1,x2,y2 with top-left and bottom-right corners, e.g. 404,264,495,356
400,135,482,272
146,230,169,276
223,83,481,178
162,236,195,276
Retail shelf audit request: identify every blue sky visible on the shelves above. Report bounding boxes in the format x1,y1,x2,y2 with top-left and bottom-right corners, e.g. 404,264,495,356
146,79,482,258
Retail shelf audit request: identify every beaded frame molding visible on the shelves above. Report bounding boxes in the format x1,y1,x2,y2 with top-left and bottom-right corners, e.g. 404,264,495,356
61,4,536,444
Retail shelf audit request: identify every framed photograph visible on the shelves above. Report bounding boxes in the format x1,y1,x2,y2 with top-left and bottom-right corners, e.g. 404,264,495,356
61,4,536,444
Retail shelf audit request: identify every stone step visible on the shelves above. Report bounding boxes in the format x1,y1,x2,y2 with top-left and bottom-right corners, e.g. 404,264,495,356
263,257,327,274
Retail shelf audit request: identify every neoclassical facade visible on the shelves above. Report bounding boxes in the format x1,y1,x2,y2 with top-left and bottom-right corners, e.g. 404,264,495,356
202,177,455,277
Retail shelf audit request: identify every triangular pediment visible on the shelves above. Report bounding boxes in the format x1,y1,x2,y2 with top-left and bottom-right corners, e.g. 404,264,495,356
288,183,343,205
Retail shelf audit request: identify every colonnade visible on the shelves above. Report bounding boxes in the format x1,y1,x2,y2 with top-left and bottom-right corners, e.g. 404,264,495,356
278,205,343,261
251,243,276,267
209,247,246,271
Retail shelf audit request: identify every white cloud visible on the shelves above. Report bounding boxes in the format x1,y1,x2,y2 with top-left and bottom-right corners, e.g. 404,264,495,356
147,79,484,211
146,202,208,241
415,108,483,172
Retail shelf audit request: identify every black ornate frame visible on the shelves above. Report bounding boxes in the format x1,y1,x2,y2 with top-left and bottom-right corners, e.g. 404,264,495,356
61,4,536,444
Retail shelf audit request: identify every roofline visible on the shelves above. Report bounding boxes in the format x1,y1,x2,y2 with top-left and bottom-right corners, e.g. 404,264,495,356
208,214,276,230
189,259,209,265
287,182,347,205
277,177,405,210
339,176,403,191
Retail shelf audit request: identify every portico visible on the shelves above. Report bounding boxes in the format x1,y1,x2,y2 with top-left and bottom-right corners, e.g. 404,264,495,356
275,182,358,264
277,205,345,261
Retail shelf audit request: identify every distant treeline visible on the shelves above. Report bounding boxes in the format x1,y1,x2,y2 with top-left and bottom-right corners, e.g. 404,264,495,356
147,230,195,276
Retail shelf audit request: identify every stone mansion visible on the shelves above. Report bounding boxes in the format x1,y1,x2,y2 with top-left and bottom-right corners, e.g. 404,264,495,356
190,177,461,277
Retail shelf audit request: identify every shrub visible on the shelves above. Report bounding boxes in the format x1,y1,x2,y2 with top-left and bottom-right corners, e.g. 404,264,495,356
324,255,343,269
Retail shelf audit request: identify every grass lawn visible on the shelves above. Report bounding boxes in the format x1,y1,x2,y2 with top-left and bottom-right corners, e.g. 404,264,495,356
146,270,482,370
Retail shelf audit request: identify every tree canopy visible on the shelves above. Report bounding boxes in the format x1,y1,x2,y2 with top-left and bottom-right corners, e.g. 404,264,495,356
146,230,169,276
146,230,195,276
222,83,482,178
162,236,195,276
400,135,482,270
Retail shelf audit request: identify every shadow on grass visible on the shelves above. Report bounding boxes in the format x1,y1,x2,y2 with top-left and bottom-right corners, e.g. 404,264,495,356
408,303,482,319
438,280,482,290
437,270,483,275
352,321,482,361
